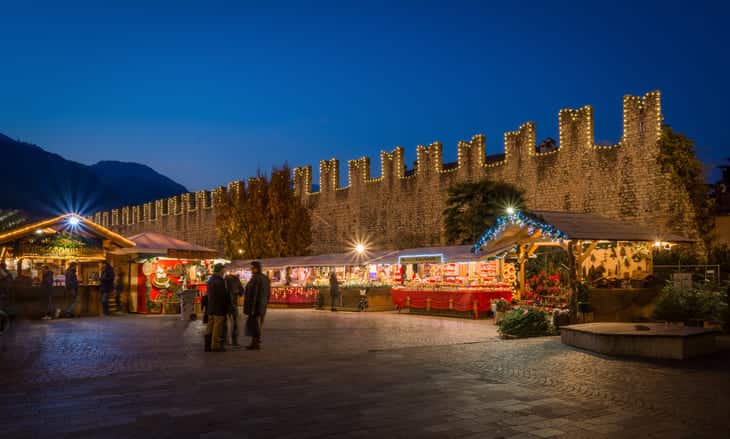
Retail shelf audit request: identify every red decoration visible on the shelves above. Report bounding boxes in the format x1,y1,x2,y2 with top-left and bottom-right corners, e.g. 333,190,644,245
269,286,318,305
390,288,512,319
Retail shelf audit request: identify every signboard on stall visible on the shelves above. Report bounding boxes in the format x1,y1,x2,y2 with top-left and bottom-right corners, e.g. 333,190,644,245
443,263,459,277
398,254,444,264
479,260,499,277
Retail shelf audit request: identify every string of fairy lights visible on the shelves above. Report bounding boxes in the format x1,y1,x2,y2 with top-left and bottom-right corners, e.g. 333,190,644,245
472,210,568,255
95,91,662,228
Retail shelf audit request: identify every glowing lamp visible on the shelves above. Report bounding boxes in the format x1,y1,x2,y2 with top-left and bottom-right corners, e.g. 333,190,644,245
67,215,81,226
506,206,515,215
355,243,366,254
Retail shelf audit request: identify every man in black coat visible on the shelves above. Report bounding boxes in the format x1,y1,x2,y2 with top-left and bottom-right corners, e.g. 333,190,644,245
224,273,244,346
41,265,55,319
244,261,270,350
100,261,115,316
63,262,79,318
329,271,339,312
206,264,230,352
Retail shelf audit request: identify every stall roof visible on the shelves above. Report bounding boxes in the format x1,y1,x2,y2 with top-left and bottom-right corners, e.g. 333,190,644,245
228,251,388,270
0,213,135,248
474,210,694,256
114,232,219,258
367,245,478,265
534,211,693,242
226,246,479,271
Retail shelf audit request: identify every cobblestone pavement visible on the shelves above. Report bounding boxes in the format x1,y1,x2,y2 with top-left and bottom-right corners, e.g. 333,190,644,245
1,310,729,438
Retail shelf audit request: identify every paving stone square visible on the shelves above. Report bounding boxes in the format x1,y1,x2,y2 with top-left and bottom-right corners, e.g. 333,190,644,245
1,310,729,438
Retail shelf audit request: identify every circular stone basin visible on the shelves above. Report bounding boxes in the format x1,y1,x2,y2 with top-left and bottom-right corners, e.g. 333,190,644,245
560,323,720,360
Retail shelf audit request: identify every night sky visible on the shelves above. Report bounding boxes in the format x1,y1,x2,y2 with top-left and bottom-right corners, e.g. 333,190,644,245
1,1,728,191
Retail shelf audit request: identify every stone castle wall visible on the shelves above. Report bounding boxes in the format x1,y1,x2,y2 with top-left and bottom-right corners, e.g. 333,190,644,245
94,91,698,255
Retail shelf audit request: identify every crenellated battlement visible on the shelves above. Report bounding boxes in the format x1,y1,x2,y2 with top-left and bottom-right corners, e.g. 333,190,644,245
95,90,697,254
287,91,663,196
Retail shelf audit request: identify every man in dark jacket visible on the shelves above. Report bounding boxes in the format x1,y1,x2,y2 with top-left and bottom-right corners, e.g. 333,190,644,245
41,265,55,319
100,261,115,316
244,261,270,350
64,262,79,318
206,264,230,352
224,273,244,346
329,271,339,312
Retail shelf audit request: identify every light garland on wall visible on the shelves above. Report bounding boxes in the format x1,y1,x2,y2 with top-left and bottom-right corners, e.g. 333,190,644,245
90,91,664,226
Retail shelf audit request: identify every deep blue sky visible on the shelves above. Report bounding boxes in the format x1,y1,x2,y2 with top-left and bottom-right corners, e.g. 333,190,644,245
1,0,728,191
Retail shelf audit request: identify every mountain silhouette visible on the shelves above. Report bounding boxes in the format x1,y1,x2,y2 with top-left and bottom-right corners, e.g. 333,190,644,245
0,133,188,218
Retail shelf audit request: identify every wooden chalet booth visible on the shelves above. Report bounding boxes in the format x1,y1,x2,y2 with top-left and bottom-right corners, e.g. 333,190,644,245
110,232,221,314
473,211,692,321
381,246,515,319
0,213,135,318
228,251,394,309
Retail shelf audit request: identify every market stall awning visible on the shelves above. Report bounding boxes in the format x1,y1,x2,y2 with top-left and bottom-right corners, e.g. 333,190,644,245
228,251,388,271
0,213,135,248
227,245,484,271
367,245,479,265
534,211,692,242
113,232,219,259
474,210,694,256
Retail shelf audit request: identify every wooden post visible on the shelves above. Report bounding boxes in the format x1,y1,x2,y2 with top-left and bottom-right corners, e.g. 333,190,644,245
518,244,527,299
567,241,579,320
473,299,479,320
426,297,431,311
448,297,454,310
406,296,411,308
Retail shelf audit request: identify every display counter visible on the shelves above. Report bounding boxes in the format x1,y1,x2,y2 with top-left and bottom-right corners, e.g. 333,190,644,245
390,286,513,319
315,286,394,311
4,284,104,318
269,286,318,307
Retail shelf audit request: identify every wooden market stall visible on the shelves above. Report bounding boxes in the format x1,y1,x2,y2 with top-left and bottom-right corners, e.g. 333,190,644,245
0,213,135,317
227,245,516,315
110,232,222,314
227,251,394,309
473,210,693,320
378,246,515,318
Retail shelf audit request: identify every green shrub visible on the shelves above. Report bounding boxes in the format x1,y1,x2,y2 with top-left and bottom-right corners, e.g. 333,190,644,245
653,282,728,323
498,308,557,338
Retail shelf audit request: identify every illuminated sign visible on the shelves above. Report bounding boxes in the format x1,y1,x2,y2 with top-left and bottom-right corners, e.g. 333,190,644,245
398,254,444,264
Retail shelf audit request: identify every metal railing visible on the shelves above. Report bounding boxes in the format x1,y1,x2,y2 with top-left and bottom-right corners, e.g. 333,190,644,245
653,264,722,284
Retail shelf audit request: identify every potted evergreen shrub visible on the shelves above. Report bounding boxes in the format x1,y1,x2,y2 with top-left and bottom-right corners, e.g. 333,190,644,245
498,307,557,338
576,282,592,320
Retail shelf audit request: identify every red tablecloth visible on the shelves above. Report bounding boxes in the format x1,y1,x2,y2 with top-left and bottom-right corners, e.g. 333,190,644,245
270,287,318,305
390,288,512,318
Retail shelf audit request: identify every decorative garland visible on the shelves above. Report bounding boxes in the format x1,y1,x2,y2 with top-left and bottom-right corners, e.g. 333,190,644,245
472,211,567,254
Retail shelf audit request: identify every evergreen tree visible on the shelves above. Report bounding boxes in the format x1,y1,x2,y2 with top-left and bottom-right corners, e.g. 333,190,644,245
443,179,524,245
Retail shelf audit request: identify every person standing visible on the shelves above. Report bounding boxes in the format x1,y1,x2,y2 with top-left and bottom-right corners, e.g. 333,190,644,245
206,264,230,352
243,261,270,350
41,265,55,319
64,262,79,317
329,271,339,312
0,261,11,287
115,271,124,314
224,273,244,347
100,261,115,316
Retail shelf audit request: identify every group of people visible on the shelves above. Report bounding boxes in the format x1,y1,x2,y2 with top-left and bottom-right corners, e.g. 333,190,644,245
39,260,121,319
203,261,270,352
